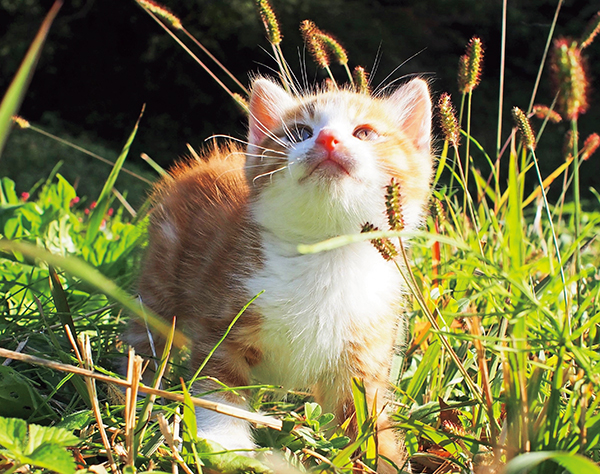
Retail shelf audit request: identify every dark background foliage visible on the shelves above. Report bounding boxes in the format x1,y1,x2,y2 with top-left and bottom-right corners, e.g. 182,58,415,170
2,0,599,205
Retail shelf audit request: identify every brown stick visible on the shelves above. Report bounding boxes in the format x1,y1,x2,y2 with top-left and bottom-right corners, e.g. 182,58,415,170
0,346,282,430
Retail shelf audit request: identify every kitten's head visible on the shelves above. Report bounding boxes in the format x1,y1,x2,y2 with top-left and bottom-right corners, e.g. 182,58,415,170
245,77,433,243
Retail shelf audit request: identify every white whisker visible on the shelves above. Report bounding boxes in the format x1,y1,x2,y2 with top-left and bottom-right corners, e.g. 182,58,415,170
204,134,286,154
252,164,290,185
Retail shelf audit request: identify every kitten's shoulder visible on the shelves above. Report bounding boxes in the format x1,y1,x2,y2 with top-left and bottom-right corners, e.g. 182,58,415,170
152,141,248,206
146,141,250,246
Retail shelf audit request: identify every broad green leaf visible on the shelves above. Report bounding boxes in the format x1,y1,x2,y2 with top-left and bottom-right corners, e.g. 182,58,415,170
24,442,77,474
0,416,27,452
195,439,271,473
0,366,55,420
26,423,79,452
0,1,62,158
0,177,19,204
304,402,321,420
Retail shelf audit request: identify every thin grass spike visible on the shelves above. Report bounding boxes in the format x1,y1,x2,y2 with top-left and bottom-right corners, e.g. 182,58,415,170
353,66,370,93
551,37,589,120
136,0,182,29
385,178,405,231
458,37,484,94
512,107,536,150
256,0,282,45
300,20,330,69
581,133,600,161
438,93,460,146
580,11,600,50
361,223,398,261
532,104,562,123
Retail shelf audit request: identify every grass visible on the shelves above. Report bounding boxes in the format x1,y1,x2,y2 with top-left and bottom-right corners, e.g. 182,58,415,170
1,1,600,473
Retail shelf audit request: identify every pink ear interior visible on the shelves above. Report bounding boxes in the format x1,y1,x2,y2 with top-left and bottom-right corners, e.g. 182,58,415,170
387,79,432,153
248,79,294,146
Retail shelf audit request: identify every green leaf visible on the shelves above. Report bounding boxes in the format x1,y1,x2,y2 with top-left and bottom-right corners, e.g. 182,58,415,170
26,423,79,452
0,366,56,421
351,378,377,470
181,381,198,445
48,265,77,337
0,416,27,452
401,340,441,409
0,1,62,158
0,177,19,204
0,239,186,348
504,451,600,474
195,439,271,473
25,442,77,474
86,105,144,244
304,402,321,420
0,416,78,474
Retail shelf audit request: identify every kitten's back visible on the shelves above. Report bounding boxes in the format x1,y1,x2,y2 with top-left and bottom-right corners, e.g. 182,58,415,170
127,143,259,364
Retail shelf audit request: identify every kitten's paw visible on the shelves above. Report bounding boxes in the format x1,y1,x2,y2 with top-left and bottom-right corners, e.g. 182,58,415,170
196,402,256,453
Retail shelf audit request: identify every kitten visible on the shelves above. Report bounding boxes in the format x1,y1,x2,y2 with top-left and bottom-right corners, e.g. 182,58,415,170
126,76,433,472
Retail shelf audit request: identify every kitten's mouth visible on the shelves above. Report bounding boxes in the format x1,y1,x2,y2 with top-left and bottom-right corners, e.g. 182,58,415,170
307,155,352,179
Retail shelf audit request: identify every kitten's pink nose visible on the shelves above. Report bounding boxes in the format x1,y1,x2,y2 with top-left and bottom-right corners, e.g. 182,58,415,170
315,130,340,152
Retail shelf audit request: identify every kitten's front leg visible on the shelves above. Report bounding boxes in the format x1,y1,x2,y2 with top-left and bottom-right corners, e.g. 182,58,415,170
192,347,256,452
194,388,256,451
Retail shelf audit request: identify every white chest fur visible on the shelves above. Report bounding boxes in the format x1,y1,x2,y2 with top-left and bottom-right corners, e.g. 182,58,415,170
246,236,404,389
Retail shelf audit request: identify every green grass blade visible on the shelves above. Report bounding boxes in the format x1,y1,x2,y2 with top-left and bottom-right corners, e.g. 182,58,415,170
400,340,441,409
85,105,145,244
0,1,62,159
0,239,187,348
48,266,77,338
504,451,600,474
351,378,377,470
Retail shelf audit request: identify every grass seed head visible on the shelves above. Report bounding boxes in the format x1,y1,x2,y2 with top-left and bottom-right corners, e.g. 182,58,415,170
361,223,398,261
315,30,348,65
438,93,460,146
385,178,405,231
458,37,484,94
580,11,600,50
431,197,446,223
256,0,282,45
551,37,589,121
512,107,536,150
353,66,370,93
564,130,579,159
137,0,182,29
581,133,600,161
12,116,30,129
532,104,562,124
301,20,329,69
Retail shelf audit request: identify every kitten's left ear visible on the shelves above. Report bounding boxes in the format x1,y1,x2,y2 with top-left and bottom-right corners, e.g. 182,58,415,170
248,78,296,146
387,79,432,154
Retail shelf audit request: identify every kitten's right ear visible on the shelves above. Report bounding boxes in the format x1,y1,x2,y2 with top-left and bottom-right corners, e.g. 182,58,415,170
248,78,295,146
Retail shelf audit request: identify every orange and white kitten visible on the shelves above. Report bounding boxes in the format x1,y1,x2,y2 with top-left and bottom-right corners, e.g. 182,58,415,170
127,77,433,472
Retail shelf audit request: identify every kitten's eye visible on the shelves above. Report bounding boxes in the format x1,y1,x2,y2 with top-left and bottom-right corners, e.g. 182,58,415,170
353,126,379,141
287,125,313,143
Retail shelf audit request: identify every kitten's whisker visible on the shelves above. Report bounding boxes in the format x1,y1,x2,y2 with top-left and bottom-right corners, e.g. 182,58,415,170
205,134,286,154
252,164,290,184
224,150,287,162
372,47,427,96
